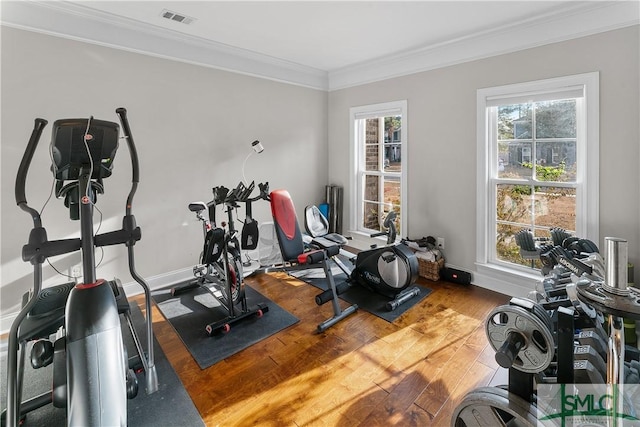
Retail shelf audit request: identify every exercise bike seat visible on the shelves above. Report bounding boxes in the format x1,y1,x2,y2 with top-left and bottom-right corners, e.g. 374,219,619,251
188,201,207,213
304,205,348,246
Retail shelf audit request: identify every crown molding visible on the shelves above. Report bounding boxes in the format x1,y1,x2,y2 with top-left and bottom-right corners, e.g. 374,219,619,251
329,1,640,91
2,1,638,92
0,0,329,90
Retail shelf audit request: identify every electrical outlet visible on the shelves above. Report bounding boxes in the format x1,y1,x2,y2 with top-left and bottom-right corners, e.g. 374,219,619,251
71,264,82,279
437,237,445,251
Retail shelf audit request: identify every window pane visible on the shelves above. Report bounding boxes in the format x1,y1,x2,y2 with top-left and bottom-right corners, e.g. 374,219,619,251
497,223,526,263
499,141,534,179
365,118,379,171
535,99,576,138
383,177,400,206
385,205,402,236
496,184,533,225
362,202,402,235
498,104,532,140
364,174,379,202
532,187,576,231
362,201,380,230
496,223,542,269
384,143,401,171
384,115,402,172
534,141,576,182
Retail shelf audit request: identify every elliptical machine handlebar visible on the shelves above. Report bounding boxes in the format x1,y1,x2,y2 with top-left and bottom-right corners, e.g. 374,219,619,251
14,118,85,263
15,118,49,226
369,211,397,245
115,108,139,216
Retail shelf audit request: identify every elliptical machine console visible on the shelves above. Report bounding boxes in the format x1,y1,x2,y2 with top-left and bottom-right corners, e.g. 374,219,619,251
51,118,119,219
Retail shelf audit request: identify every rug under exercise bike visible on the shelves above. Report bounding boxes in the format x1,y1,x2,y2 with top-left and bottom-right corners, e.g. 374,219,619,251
291,265,432,323
0,304,204,427
151,283,298,370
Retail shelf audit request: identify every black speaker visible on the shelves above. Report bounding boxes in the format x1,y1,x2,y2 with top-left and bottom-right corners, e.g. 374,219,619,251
441,267,471,285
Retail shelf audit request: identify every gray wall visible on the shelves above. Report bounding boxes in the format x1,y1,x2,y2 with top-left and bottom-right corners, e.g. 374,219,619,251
328,26,640,293
2,24,639,320
1,27,328,318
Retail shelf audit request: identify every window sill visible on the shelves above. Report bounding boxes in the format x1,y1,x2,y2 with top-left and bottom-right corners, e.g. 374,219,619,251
474,261,541,297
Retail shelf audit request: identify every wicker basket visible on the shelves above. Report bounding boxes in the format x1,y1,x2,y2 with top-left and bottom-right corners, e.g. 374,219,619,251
417,257,445,281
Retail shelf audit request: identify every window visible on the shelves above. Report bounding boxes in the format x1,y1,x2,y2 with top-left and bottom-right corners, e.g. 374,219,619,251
350,101,407,238
476,73,599,286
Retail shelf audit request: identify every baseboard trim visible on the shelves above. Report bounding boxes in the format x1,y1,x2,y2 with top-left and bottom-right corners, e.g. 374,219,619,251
470,268,533,298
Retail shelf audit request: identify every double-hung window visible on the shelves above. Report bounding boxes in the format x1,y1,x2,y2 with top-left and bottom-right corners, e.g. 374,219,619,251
350,101,407,238
476,73,599,287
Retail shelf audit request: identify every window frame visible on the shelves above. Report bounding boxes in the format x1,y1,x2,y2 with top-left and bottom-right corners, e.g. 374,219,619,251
476,73,599,290
349,100,408,241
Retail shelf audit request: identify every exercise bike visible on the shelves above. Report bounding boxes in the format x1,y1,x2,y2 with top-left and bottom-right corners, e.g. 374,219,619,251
171,181,270,336
3,108,158,426
306,208,420,311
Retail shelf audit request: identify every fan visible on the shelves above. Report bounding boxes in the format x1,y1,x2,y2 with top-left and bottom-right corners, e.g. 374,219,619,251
258,221,283,266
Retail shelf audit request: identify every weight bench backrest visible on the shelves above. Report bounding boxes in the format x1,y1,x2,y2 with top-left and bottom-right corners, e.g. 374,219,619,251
270,189,305,262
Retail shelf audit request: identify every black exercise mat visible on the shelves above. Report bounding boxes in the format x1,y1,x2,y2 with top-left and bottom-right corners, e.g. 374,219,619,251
0,303,204,427
152,283,298,370
292,268,432,322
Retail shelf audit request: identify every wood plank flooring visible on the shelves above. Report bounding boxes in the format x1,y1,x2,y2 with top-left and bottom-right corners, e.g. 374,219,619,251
135,272,510,426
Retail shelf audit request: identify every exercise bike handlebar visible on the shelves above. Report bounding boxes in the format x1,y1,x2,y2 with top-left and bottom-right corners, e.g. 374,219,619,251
248,181,270,202
212,181,269,206
15,118,48,227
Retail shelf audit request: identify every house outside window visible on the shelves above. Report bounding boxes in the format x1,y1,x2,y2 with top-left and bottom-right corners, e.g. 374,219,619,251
476,73,599,284
350,101,407,238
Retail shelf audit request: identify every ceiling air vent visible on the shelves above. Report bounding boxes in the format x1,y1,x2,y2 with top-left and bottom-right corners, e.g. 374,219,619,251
160,9,195,25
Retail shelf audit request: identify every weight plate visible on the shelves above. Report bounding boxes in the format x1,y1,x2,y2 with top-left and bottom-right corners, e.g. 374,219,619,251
508,297,554,335
451,386,538,427
486,304,555,373
531,301,554,335
577,279,640,320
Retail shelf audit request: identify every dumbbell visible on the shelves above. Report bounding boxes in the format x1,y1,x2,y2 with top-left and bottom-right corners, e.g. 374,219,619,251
574,359,606,383
574,344,607,380
578,360,640,384
624,360,640,384
542,277,570,298
575,328,608,362
550,227,572,246
547,266,572,281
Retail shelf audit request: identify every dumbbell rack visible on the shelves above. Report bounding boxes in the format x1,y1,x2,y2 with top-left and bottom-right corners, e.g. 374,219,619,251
453,237,640,426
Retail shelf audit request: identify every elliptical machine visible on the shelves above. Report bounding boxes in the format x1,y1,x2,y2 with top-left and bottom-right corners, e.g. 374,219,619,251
3,108,158,426
305,208,420,311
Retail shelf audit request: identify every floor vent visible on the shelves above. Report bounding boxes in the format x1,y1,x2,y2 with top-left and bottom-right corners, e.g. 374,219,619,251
160,9,195,25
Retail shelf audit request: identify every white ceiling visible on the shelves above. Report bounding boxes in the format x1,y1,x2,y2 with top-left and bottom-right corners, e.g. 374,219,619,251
2,1,639,90
58,1,580,71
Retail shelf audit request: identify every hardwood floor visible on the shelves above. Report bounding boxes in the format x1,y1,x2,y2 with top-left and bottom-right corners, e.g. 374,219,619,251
135,272,510,426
